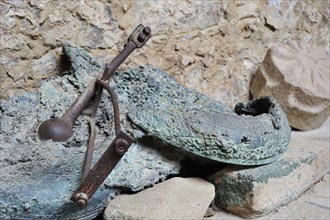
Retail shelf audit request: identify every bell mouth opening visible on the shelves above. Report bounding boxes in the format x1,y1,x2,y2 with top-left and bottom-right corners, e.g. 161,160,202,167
234,97,275,116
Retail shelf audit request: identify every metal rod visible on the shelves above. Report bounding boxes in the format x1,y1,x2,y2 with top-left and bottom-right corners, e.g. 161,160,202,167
96,79,121,135
82,117,97,179
102,41,137,80
37,25,151,142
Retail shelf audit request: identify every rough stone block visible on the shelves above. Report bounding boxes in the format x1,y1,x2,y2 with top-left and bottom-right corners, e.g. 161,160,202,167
208,119,330,218
104,177,215,220
250,41,330,131
205,173,330,220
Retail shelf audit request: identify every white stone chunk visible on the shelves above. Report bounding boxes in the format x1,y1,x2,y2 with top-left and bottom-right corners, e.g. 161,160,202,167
104,177,215,220
250,41,330,130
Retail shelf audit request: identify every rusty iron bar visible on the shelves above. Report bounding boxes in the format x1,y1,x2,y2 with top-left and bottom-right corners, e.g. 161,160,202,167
37,24,151,207
79,24,151,183
90,25,152,118
71,130,135,207
81,79,122,179
77,79,134,206
82,118,97,180
70,25,151,207
37,24,151,142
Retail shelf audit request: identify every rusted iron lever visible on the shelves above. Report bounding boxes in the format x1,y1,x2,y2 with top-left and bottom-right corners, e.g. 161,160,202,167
37,24,151,207
69,25,151,208
37,24,151,142
70,78,135,207
71,131,134,207
101,24,151,81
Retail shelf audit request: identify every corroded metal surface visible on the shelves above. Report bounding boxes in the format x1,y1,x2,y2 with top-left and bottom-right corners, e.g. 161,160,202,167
37,25,151,207
0,44,291,219
122,69,291,165
130,97,290,165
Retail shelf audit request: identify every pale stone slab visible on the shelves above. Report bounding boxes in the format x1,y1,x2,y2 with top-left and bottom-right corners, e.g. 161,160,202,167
208,119,330,218
103,177,215,220
205,173,330,220
250,41,330,131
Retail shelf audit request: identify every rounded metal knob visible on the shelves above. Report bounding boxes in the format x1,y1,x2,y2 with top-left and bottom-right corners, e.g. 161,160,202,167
37,118,73,142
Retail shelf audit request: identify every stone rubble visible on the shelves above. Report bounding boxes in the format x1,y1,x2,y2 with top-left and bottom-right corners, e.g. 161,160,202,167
1,1,329,108
1,43,328,219
0,1,329,219
208,118,330,218
103,177,215,220
250,41,330,131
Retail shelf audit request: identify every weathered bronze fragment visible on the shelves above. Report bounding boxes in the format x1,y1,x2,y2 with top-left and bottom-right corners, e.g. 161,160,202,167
0,43,291,219
125,71,291,165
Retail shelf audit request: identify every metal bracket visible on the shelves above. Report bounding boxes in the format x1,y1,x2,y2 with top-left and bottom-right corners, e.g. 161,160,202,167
70,24,151,207
70,77,135,207
127,24,151,48
71,130,134,207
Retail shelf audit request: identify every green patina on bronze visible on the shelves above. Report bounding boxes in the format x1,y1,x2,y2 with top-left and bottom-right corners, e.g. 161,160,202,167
57,44,291,167
128,95,291,165
61,44,291,166
1,44,292,219
114,68,291,165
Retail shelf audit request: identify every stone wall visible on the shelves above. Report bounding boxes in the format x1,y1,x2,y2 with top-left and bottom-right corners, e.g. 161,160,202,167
1,0,329,107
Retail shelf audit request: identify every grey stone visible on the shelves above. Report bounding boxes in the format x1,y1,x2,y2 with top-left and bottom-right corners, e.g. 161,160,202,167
206,173,330,220
250,41,330,131
104,177,215,220
208,118,330,218
27,50,59,80
107,138,182,192
77,1,117,31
